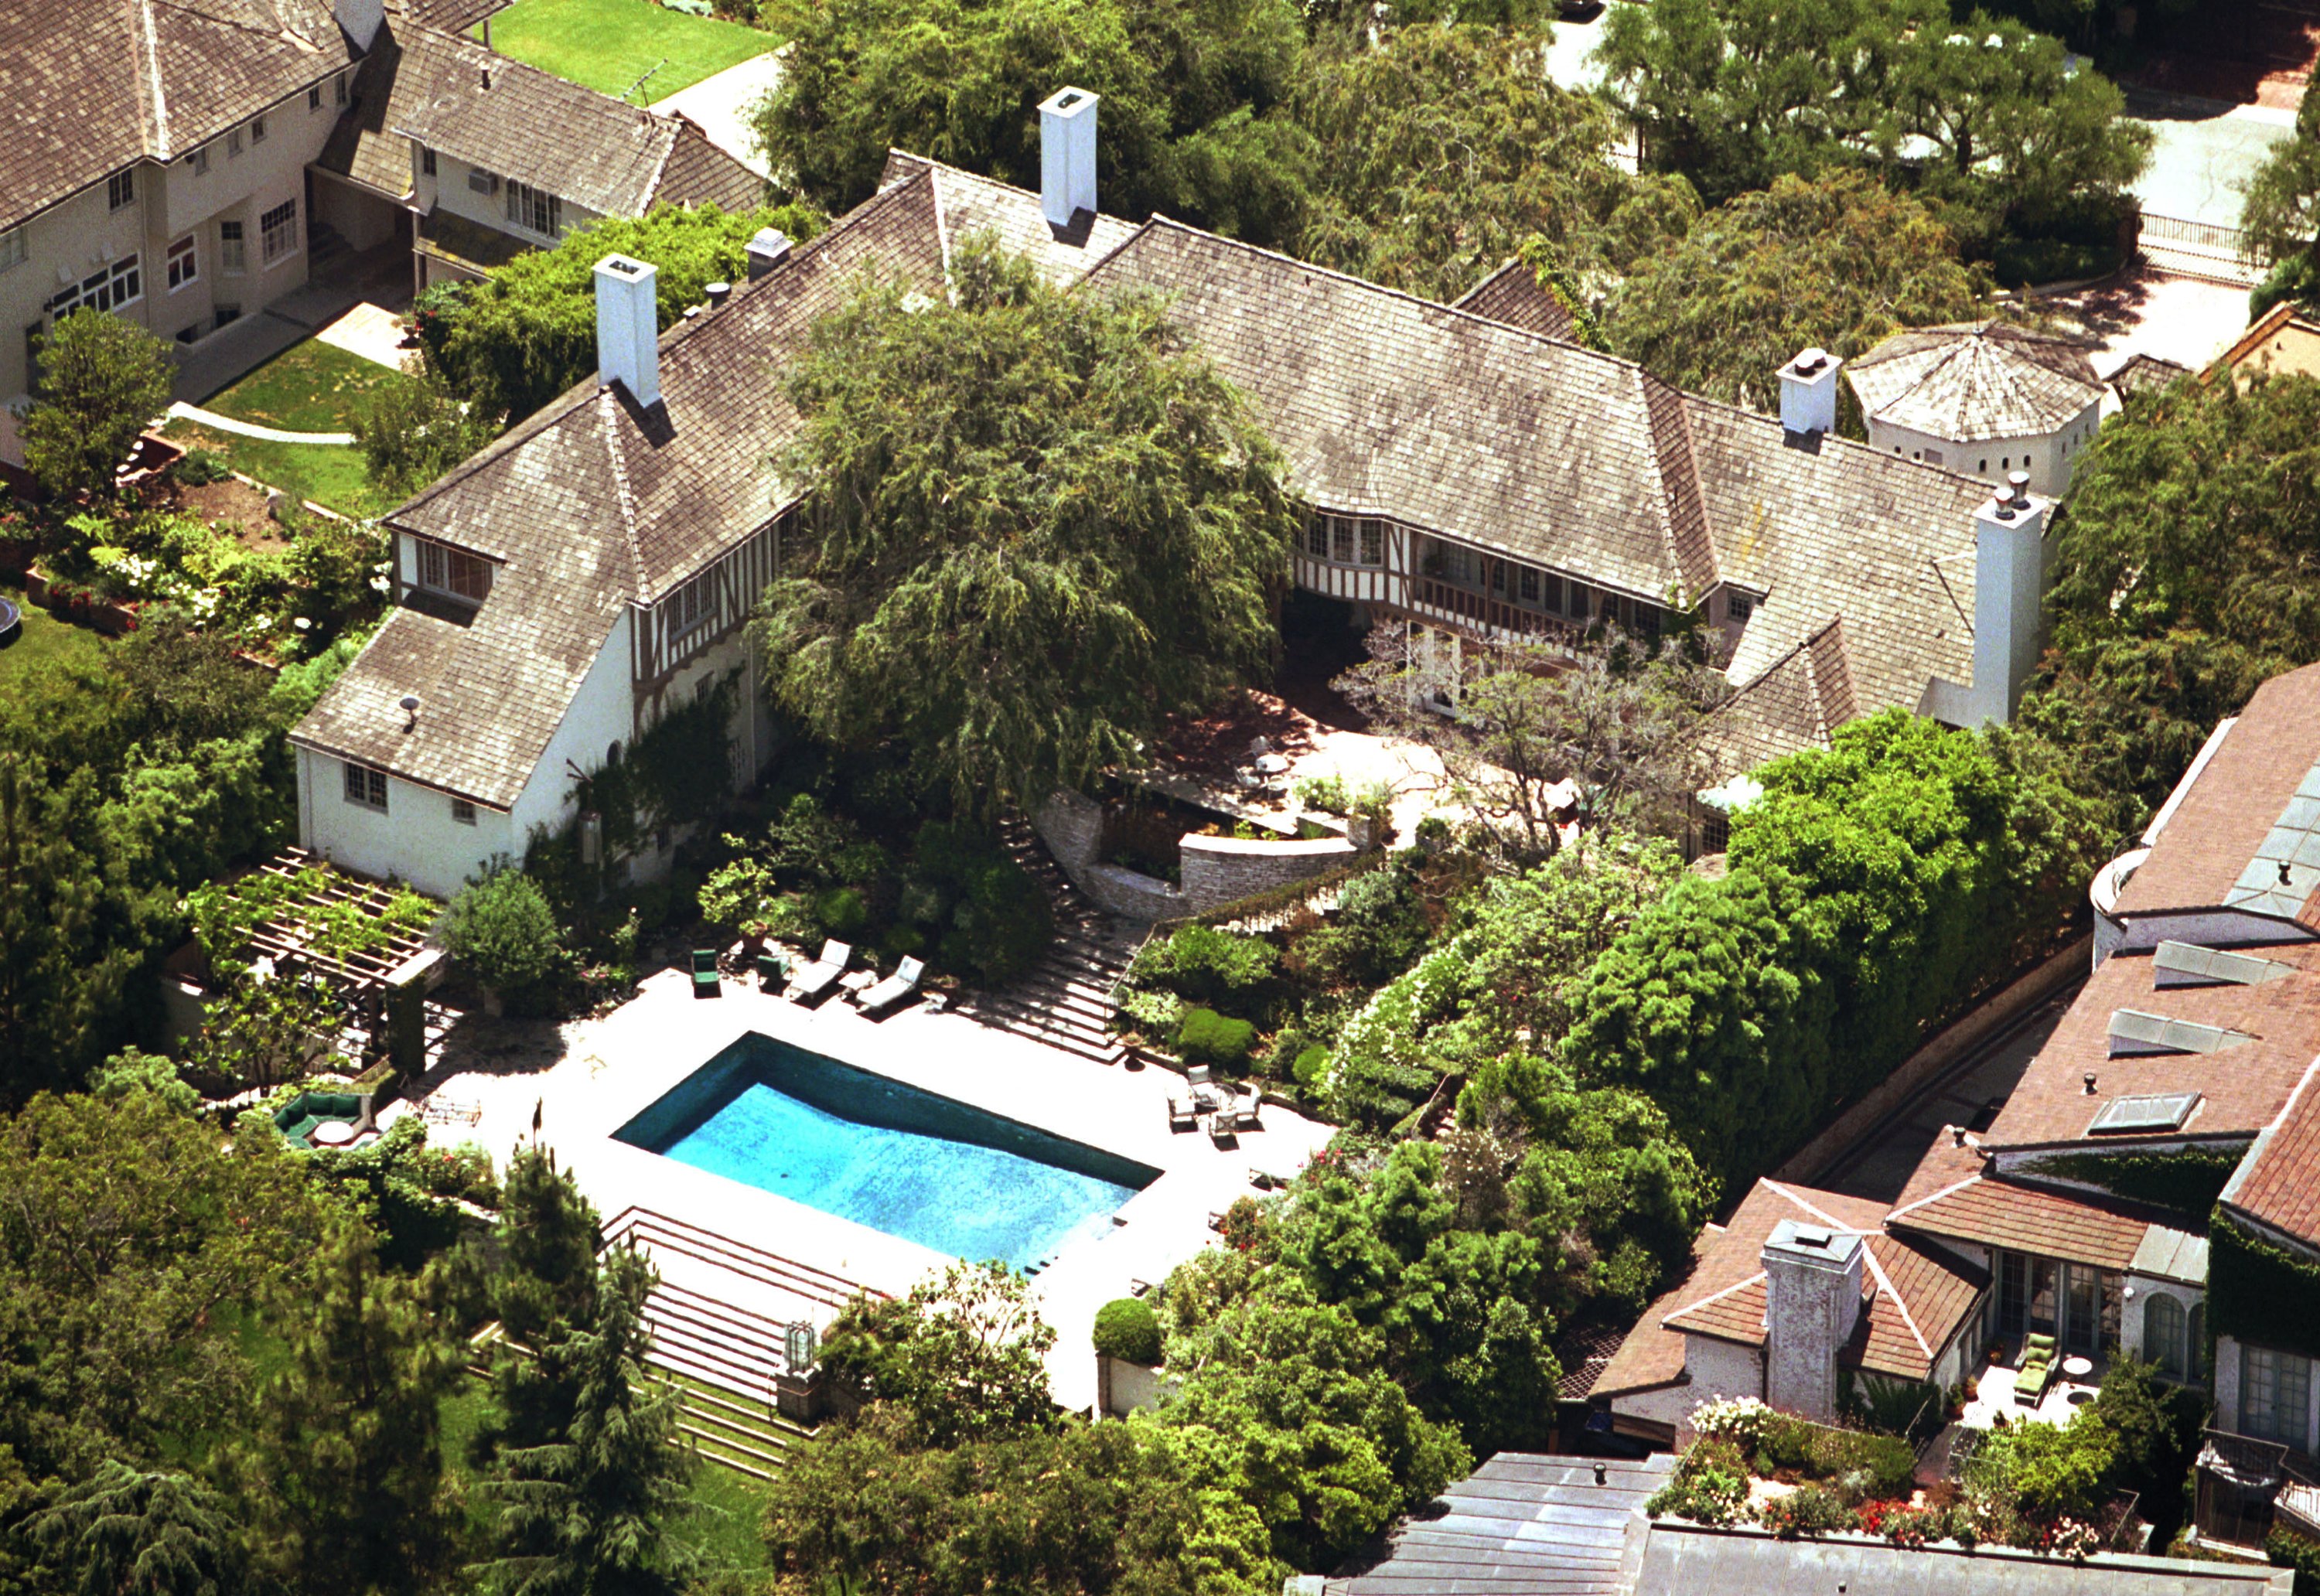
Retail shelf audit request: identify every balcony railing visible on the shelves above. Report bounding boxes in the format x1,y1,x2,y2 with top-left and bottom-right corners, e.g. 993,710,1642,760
1414,577,1587,645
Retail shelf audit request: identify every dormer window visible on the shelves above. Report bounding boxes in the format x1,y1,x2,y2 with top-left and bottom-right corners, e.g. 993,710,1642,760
415,537,492,603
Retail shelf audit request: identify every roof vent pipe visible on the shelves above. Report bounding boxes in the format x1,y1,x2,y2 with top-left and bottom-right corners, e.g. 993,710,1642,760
745,228,792,281
592,254,660,408
1039,86,1100,232
2008,469,2032,509
1779,347,1841,438
705,281,731,308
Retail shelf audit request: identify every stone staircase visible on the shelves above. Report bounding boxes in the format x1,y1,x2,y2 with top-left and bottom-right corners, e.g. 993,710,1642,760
955,814,1142,1066
598,1206,888,1478
307,220,350,278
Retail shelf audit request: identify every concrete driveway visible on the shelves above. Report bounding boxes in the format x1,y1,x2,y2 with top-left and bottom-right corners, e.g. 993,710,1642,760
2127,88,2296,229
653,49,783,179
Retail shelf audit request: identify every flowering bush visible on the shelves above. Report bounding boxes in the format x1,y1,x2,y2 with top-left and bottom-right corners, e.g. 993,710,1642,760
1646,1465,1747,1526
1691,1395,1776,1450
1756,1483,1855,1539
2047,1517,2101,1560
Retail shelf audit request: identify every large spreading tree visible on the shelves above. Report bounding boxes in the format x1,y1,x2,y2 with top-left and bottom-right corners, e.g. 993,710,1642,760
19,309,176,500
753,238,1295,813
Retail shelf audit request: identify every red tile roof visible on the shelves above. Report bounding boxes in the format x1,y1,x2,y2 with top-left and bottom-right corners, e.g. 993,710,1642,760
2224,1062,2320,1248
2116,665,2320,916
1980,939,2320,1149
1886,1175,2151,1272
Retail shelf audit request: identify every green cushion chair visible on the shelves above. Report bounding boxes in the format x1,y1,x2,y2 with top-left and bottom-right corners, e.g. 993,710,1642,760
691,949,721,998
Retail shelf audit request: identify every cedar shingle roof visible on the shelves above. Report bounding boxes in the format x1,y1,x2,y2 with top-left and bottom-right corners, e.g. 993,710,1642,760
293,171,957,807
1,0,358,231
879,151,1139,284
1610,1179,1983,1388
1847,320,2104,442
371,22,763,216
1887,1175,2154,1272
2114,665,2320,920
1452,258,1580,346
1980,938,2320,1150
1704,619,1857,773
387,0,509,29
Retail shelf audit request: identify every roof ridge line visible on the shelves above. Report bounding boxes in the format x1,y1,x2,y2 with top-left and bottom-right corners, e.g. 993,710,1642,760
136,0,172,158
598,387,651,602
388,169,939,520
1885,1172,1983,1223
1760,1178,1875,1233
1861,1242,1933,1359
1663,1268,1768,1328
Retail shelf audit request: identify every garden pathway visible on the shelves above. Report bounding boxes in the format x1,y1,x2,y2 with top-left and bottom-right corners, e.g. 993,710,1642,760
162,401,355,447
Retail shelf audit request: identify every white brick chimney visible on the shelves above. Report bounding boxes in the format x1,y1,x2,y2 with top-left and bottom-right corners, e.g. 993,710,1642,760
336,0,384,51
1923,471,2050,727
1039,86,1099,232
1762,1219,1865,1423
593,254,660,409
1779,347,1841,438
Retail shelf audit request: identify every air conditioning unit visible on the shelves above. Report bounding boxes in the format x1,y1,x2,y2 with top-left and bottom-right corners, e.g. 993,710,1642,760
467,169,498,196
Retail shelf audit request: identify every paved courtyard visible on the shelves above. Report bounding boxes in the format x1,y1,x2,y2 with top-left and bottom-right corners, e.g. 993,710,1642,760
651,49,783,179
388,964,1334,1412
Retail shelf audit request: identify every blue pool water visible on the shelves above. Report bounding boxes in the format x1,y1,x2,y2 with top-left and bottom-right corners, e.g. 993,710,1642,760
614,1035,1159,1269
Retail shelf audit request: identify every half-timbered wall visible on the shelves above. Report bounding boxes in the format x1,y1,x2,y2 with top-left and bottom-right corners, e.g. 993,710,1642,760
630,506,797,694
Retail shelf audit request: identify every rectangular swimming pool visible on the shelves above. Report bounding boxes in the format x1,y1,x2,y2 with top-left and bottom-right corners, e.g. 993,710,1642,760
613,1034,1161,1270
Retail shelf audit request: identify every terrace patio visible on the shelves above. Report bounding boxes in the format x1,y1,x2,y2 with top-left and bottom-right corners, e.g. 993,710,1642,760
1960,1342,2109,1430
390,957,1337,1413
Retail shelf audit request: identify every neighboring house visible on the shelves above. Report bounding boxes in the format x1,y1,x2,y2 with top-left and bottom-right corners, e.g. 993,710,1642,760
1321,1451,2293,1596
288,88,2059,897
2216,300,2320,387
0,0,758,469
315,15,763,295
1596,661,2320,1552
0,0,377,464
1844,320,2106,497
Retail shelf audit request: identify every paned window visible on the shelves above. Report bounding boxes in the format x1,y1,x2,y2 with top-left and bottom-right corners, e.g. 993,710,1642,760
1443,547,1477,587
259,199,299,265
2242,1345,2312,1449
165,235,196,292
335,72,349,107
669,570,715,637
190,146,210,176
416,539,492,602
1728,592,1754,622
251,114,268,145
1304,515,1327,558
227,128,243,159
1540,573,1564,613
343,762,389,813
1330,517,1354,564
309,85,322,111
219,220,246,275
2144,1294,2187,1383
1358,519,1384,566
421,147,437,177
0,227,22,273
107,169,135,210
46,254,142,316
451,797,478,826
1519,566,1539,604
506,181,561,238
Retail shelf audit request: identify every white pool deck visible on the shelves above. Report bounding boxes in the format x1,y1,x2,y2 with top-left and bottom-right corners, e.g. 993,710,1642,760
409,967,1334,1413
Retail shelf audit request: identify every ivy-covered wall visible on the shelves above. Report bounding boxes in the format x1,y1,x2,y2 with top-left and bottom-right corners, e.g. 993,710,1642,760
2015,1144,2247,1221
2209,1213,2320,1362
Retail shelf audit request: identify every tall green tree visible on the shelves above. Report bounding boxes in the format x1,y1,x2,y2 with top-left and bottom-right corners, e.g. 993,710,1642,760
1602,168,1989,410
476,1247,695,1596
23,1461,262,1596
20,309,176,500
418,202,820,424
243,1223,463,1596
2243,86,2320,300
817,1262,1058,1448
2021,371,2320,827
468,1150,604,1469
753,239,1295,812
354,367,498,499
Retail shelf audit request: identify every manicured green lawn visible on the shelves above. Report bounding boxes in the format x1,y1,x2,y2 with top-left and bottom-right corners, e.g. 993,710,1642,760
483,0,774,101
0,579,109,684
199,339,400,435
160,419,394,520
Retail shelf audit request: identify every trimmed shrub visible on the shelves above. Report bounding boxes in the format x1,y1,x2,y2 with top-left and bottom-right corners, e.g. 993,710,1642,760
1130,923,1278,1009
1092,1298,1162,1366
1176,1008,1256,1069
172,448,231,486
445,869,566,1012
1757,1484,1854,1539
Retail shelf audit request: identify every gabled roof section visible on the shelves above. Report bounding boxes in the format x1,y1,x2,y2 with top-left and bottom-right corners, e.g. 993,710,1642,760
2222,1061,2320,1251
1452,258,1580,346
2115,664,2320,918
2,0,359,231
1887,1175,2155,1272
1847,319,2104,442
878,151,1138,287
375,22,762,217
295,170,954,807
1702,617,1858,775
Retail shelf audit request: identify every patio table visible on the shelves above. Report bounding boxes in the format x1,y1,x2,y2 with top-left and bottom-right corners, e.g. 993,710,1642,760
2061,1355,2094,1381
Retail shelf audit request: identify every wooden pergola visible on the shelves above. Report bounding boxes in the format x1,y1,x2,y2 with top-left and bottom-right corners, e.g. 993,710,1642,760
219,848,443,1067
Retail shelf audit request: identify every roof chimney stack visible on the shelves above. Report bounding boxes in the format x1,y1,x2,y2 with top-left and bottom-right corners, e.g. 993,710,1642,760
1923,479,2052,728
593,254,660,409
1779,347,1841,439
336,0,384,52
745,228,792,281
1039,86,1099,233
1762,1220,1863,1424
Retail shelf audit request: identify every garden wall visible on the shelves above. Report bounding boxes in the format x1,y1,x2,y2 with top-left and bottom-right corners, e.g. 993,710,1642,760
1032,790,1363,924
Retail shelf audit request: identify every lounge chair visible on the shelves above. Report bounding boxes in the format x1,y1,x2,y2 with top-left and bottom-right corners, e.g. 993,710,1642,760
755,950,790,990
1167,1094,1199,1131
690,949,721,998
1208,1113,1237,1149
1230,1088,1264,1132
857,957,926,1018
1185,1064,1220,1111
788,940,851,1004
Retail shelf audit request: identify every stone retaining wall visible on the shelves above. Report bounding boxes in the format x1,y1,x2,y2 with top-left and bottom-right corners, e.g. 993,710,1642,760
1032,790,1363,925
1181,833,1357,914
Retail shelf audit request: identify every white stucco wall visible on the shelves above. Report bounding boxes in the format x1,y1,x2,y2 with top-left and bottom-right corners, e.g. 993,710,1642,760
1863,398,2102,500
507,609,640,848
2122,1274,2206,1377
428,153,601,251
297,742,514,899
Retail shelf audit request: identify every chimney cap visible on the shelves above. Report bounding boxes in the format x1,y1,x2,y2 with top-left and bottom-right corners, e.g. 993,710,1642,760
1787,347,1832,377
705,281,731,305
